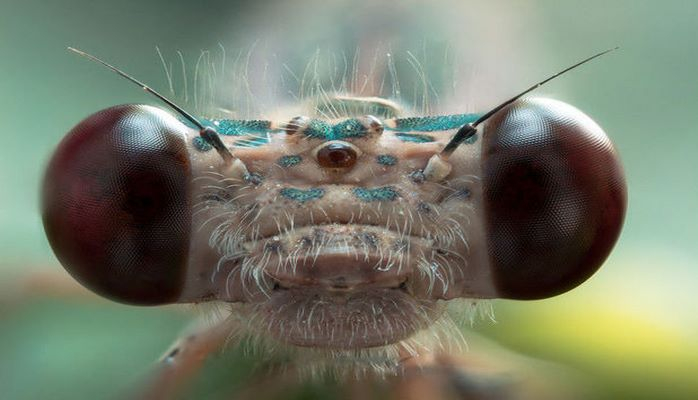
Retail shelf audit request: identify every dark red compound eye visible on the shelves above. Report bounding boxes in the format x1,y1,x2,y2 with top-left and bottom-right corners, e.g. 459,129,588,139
481,98,627,300
42,104,193,305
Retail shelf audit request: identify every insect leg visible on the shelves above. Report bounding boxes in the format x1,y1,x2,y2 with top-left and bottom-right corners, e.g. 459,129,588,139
129,315,239,400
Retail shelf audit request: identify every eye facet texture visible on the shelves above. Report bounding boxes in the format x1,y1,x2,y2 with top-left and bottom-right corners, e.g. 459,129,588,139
482,98,626,299
42,105,192,305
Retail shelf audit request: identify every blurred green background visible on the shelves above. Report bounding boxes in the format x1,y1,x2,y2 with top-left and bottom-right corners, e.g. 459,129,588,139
1,0,697,399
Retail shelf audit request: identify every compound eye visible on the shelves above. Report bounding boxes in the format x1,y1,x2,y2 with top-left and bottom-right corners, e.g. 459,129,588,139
481,98,626,299
42,105,193,305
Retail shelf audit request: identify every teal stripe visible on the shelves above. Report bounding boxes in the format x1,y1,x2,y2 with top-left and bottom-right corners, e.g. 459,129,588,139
390,114,480,132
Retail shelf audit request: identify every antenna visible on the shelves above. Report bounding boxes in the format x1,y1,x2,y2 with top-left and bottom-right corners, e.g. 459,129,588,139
68,47,234,164
440,47,618,157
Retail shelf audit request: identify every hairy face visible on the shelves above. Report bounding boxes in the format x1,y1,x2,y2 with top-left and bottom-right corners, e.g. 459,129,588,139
184,100,492,349
42,53,625,367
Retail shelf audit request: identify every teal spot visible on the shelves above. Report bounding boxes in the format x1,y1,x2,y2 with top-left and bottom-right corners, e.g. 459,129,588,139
180,117,272,136
330,119,367,140
390,114,480,132
239,119,272,132
353,187,399,202
192,136,212,152
214,120,243,135
395,133,435,143
302,118,368,141
216,119,272,135
304,120,333,139
376,154,397,166
280,188,325,203
277,155,302,167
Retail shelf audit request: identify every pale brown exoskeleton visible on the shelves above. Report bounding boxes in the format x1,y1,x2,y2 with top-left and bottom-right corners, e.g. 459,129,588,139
41,48,626,399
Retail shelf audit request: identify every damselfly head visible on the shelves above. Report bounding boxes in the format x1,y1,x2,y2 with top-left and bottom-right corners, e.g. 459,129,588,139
42,48,626,353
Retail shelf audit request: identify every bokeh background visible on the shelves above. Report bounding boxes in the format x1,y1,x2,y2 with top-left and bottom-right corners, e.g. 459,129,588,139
1,0,697,399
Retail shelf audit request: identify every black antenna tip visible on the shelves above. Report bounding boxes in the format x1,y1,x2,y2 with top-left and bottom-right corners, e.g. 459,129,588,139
439,47,619,158
68,46,236,164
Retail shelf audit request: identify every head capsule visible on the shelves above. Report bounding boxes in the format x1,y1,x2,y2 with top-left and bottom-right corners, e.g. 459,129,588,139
480,97,626,299
42,104,194,304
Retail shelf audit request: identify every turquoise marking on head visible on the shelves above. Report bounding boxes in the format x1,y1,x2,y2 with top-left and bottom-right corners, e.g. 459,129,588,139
239,120,272,133
214,120,244,135
280,188,325,203
192,136,213,152
181,117,274,150
394,133,435,143
303,118,368,141
390,114,481,132
215,119,273,135
330,119,367,140
352,187,399,202
185,112,479,151
304,120,333,139
277,155,302,167
376,154,398,166
181,117,272,136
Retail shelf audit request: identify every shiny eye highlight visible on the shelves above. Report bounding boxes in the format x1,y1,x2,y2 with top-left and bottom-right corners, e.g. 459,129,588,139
41,104,193,305
481,98,627,299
